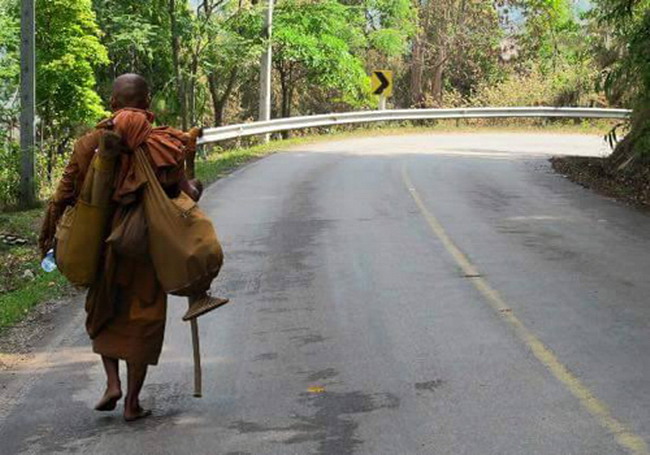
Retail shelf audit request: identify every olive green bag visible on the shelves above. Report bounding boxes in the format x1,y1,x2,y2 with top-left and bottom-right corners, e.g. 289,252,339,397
55,154,116,287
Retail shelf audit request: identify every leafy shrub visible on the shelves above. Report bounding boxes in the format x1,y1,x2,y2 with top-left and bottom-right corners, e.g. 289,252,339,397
0,138,20,210
470,63,602,108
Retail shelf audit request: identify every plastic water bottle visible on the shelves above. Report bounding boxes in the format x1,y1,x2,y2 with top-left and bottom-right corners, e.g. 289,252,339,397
41,249,57,273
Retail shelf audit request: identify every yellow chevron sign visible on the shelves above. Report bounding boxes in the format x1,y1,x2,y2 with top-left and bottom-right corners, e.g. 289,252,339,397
371,70,393,97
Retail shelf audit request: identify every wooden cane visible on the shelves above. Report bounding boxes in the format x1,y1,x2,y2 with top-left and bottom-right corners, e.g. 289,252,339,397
189,299,203,398
186,128,203,398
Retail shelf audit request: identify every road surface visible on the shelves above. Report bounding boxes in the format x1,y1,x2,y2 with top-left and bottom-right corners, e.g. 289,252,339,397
2,133,650,455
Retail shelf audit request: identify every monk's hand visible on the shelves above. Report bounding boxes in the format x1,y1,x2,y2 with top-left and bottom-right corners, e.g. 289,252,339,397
99,130,127,158
189,178,204,201
38,201,66,258
188,127,203,141
186,128,202,156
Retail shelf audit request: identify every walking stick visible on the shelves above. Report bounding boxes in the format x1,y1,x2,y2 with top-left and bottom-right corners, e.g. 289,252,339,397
186,128,203,398
189,299,202,398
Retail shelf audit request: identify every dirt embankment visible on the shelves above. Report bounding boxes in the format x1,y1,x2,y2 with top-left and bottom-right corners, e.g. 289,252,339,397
551,155,650,210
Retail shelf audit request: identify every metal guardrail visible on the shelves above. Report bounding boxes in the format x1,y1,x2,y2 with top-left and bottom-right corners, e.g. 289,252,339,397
198,107,632,145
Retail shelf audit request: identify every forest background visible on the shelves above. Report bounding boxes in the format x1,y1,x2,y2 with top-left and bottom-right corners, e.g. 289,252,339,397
0,0,647,208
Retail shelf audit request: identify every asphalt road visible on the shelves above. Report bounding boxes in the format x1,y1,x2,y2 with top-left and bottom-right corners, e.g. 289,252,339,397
2,132,650,455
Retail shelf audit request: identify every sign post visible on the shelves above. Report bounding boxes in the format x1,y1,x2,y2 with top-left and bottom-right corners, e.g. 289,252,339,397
371,70,392,110
379,95,387,111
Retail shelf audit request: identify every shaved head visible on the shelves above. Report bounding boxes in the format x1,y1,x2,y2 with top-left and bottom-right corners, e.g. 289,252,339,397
111,73,151,111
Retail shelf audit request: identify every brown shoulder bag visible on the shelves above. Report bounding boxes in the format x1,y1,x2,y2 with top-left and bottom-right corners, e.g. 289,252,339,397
133,147,223,296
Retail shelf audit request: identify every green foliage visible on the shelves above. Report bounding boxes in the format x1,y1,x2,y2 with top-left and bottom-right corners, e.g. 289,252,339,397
273,0,370,115
0,0,19,118
0,0,20,210
198,3,264,125
0,1,20,209
0,140,20,209
593,0,650,157
361,0,416,57
516,0,583,69
37,0,109,126
33,0,108,193
92,0,181,123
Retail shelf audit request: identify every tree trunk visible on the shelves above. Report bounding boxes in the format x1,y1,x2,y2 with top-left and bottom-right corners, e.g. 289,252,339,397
431,48,446,106
207,68,239,127
207,73,223,127
188,57,199,126
279,65,293,139
279,65,289,118
410,36,425,107
410,4,432,107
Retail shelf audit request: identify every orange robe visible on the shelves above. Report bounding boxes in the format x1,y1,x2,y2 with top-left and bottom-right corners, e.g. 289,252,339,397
40,108,191,365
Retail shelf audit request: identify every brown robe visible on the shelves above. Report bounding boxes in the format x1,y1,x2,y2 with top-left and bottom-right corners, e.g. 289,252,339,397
40,108,192,365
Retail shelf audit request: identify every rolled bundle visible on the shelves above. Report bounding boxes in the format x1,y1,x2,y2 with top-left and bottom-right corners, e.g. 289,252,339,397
55,131,123,287
80,131,123,206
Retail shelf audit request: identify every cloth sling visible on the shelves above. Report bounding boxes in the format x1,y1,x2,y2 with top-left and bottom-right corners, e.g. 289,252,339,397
133,147,223,296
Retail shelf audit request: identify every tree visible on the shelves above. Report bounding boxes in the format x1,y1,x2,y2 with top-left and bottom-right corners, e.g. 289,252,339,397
92,0,180,124
409,0,502,106
199,3,263,126
341,0,416,106
0,0,21,208
593,0,650,164
36,0,108,184
0,0,19,134
273,0,368,121
513,0,582,71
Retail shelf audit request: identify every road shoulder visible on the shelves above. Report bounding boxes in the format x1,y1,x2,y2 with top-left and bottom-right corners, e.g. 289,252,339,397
552,155,650,210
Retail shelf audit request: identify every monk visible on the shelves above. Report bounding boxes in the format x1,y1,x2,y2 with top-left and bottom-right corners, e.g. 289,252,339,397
39,74,228,421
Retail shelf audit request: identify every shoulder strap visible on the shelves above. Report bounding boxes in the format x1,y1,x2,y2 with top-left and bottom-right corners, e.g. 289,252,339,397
79,155,97,203
134,147,168,200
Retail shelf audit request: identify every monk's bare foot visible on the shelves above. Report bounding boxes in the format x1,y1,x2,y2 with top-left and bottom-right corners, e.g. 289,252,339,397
183,294,230,321
94,387,122,411
123,405,152,422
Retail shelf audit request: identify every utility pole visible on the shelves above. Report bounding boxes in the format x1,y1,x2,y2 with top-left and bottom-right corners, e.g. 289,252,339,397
19,0,36,208
258,0,273,143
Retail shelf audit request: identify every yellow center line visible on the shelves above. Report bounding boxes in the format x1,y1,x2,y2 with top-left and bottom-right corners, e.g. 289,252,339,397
401,163,649,455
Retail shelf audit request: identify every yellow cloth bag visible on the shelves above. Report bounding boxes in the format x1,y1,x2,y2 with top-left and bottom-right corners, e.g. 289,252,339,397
55,155,116,287
134,147,223,296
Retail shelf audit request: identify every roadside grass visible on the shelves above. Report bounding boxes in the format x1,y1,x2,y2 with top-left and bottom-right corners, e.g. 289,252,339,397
0,207,43,241
195,136,316,185
0,120,617,332
1,209,46,294
0,208,72,332
0,271,68,329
